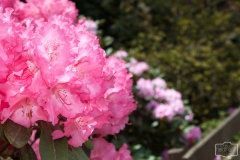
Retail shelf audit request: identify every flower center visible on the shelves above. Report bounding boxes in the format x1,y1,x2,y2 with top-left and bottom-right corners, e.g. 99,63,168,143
43,38,60,61
21,98,33,119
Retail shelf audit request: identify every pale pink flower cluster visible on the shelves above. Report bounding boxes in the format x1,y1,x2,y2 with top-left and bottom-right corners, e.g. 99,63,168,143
227,107,237,115
184,126,201,147
214,156,221,160
184,109,194,121
127,58,149,76
0,0,136,154
114,50,128,59
90,138,132,160
136,78,185,120
83,19,98,35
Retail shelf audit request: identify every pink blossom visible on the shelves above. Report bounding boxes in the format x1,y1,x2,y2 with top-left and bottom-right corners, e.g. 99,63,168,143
170,99,184,115
63,108,110,147
136,78,154,99
153,104,175,120
146,101,159,110
32,138,40,160
0,0,16,10
83,19,98,35
161,149,168,160
227,107,237,115
0,58,10,83
214,156,221,160
1,94,48,128
136,77,187,120
152,77,167,89
154,87,167,100
0,4,136,149
14,0,78,22
184,126,201,147
127,58,149,76
114,50,128,59
90,137,132,160
93,56,136,136
185,109,194,121
164,89,182,103
29,130,41,160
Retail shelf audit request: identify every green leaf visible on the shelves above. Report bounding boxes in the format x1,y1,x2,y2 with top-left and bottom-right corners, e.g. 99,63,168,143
39,121,68,160
103,36,114,46
0,139,13,157
68,150,75,160
0,124,8,142
69,146,89,160
20,143,37,160
84,140,94,150
3,119,32,148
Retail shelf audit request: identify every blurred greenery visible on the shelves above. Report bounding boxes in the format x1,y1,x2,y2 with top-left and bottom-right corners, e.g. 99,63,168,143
200,110,227,137
75,0,240,124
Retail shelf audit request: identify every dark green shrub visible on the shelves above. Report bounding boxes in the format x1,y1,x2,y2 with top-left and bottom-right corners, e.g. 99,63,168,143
75,0,240,123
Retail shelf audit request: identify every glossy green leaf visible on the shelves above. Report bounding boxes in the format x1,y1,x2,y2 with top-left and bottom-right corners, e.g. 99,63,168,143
68,146,89,160
0,124,8,142
84,140,94,150
68,150,75,160
20,143,37,160
39,121,68,160
0,139,13,157
3,119,32,148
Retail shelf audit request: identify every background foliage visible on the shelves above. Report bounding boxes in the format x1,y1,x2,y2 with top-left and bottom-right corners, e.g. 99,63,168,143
75,0,240,123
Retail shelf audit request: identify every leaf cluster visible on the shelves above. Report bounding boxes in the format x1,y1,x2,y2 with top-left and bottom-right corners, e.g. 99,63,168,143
0,120,91,160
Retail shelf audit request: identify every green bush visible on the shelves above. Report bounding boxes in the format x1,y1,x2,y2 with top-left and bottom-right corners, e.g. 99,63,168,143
76,0,240,123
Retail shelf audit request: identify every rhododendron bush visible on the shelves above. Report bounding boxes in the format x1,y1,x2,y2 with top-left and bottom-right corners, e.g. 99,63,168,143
0,0,135,159
112,51,201,159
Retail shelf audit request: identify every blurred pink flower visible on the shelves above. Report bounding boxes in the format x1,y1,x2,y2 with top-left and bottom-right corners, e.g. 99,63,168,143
90,137,132,160
152,77,167,89
114,50,128,59
214,155,221,160
136,77,188,121
153,104,175,120
184,126,201,147
136,78,154,99
227,107,237,115
84,19,98,35
185,109,194,121
146,101,159,110
164,89,182,103
161,149,168,160
127,58,149,76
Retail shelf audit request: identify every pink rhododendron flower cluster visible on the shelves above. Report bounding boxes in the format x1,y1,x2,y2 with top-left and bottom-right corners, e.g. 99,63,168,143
0,0,136,153
127,58,149,76
184,126,201,147
0,0,15,10
90,137,132,160
136,78,185,120
14,0,78,22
